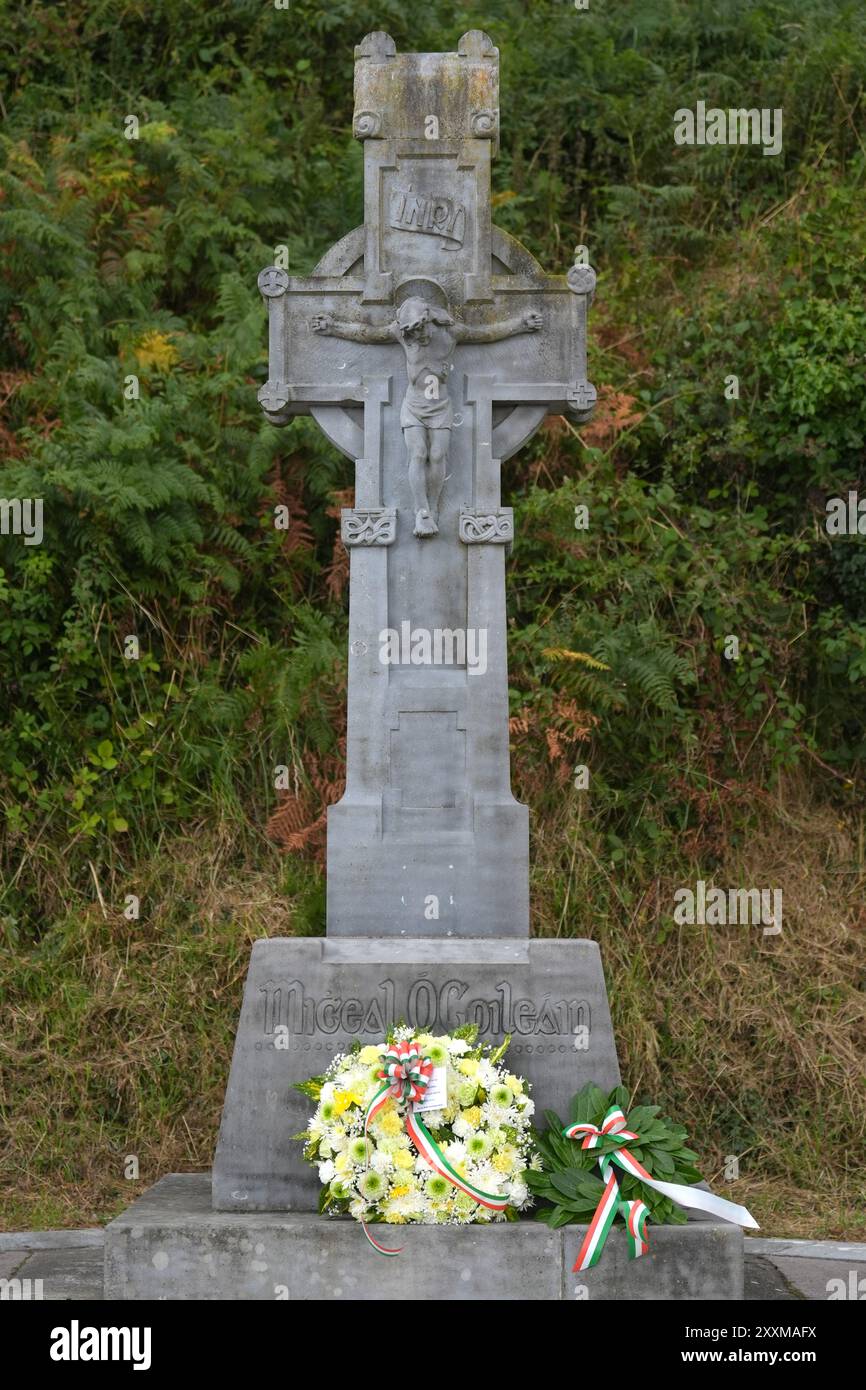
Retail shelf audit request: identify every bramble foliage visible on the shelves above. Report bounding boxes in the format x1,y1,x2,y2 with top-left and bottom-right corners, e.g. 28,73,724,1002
1,0,863,938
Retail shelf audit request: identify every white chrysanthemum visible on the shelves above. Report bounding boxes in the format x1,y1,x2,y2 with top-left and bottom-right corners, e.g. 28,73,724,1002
349,1197,368,1220
420,1108,445,1129
451,1114,474,1139
317,1159,336,1183
481,1101,517,1128
517,1096,535,1118
370,1147,393,1173
320,1082,336,1102
386,1192,425,1218
477,1060,497,1088
472,1163,502,1194
443,1139,467,1166
447,1038,470,1055
508,1178,529,1206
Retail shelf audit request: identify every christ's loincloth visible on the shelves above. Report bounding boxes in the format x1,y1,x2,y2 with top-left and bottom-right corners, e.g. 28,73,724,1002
400,385,454,432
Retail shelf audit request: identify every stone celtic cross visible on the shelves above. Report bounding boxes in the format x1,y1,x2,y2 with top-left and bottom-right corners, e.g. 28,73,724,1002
209,29,613,1218
258,30,596,938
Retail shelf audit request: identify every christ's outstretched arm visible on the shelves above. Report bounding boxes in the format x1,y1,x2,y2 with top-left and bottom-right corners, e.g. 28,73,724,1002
311,313,397,344
454,310,542,344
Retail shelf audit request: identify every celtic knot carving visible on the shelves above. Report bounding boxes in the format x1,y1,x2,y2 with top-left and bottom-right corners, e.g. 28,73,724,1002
459,509,514,544
341,508,397,546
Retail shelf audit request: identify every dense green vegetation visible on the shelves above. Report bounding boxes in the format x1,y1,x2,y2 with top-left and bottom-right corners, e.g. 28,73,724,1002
1,0,864,1232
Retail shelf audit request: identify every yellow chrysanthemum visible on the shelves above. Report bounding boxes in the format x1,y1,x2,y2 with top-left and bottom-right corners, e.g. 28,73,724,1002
391,1184,412,1197
378,1109,402,1137
385,1212,407,1224
358,1045,381,1064
334,1151,352,1175
462,1105,482,1128
493,1145,519,1173
504,1074,523,1095
393,1149,414,1171
458,1059,479,1078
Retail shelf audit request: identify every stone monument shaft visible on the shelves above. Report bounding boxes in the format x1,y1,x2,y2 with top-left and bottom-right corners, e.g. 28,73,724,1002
258,31,596,937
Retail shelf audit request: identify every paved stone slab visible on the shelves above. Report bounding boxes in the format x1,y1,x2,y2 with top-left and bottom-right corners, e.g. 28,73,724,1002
744,1255,800,1301
106,1174,743,1302
12,1246,105,1301
747,1237,866,1260
212,936,618,1210
766,1256,866,1302
0,1228,104,1251
0,1250,27,1279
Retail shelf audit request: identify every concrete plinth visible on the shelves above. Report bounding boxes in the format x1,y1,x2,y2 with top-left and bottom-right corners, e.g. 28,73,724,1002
211,936,619,1211
104,1175,744,1301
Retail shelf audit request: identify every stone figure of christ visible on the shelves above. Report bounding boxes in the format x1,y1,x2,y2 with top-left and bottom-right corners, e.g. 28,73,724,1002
311,296,542,536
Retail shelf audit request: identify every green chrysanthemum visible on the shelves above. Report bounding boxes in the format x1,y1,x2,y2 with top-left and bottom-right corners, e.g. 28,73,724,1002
348,1137,369,1164
426,1175,450,1199
466,1133,490,1160
427,1042,448,1066
491,1084,512,1107
359,1170,386,1201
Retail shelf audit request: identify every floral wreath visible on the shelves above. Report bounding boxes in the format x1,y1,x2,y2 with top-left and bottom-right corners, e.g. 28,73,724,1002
295,1025,536,1253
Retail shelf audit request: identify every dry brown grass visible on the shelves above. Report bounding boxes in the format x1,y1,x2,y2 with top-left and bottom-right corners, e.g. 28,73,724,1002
1,780,863,1236
530,777,866,1238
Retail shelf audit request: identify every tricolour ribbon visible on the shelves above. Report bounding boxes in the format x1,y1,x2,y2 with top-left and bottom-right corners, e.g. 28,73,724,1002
360,1038,508,1255
566,1106,758,1271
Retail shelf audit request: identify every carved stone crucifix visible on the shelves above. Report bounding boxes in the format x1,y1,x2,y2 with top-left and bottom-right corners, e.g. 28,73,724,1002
256,30,596,938
311,299,542,536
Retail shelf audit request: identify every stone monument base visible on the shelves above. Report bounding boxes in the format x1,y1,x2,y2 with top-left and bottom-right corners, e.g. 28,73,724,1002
211,937,620,1210
104,1175,744,1301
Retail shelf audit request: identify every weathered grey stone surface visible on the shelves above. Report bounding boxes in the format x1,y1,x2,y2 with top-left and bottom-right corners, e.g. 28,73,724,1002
212,936,618,1211
563,1217,744,1302
257,31,595,937
106,1175,743,1302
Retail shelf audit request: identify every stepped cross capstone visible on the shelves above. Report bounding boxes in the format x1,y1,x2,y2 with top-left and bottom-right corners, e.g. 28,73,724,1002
257,28,596,938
